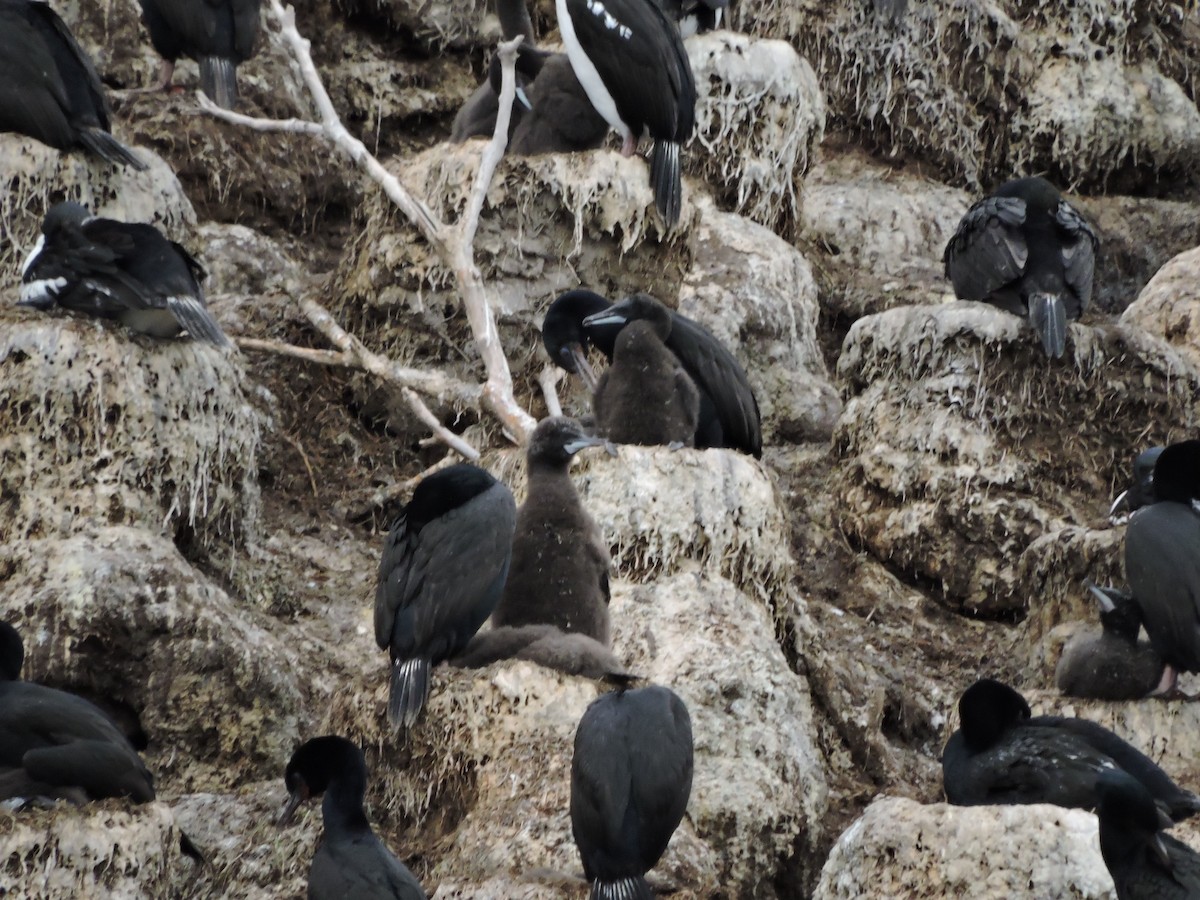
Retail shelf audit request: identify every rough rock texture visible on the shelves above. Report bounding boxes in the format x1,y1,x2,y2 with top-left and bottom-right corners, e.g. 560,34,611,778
680,198,841,442
685,31,825,232
813,798,1116,899
1122,243,1200,369
0,308,260,546
336,0,490,50
1,527,305,782
0,803,184,900
834,302,1200,616
738,0,1200,190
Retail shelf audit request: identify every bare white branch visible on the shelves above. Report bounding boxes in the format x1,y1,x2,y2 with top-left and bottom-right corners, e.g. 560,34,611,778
537,365,563,418
195,93,324,134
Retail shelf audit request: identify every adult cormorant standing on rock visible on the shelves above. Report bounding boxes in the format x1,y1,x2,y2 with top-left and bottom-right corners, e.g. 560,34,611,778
943,678,1200,819
0,0,145,169
280,736,427,900
571,684,693,900
137,0,261,109
19,201,230,346
491,418,612,644
1124,439,1200,697
374,464,516,729
944,176,1098,359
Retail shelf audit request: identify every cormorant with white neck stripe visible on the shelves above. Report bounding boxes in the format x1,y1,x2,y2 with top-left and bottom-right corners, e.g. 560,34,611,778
556,0,696,227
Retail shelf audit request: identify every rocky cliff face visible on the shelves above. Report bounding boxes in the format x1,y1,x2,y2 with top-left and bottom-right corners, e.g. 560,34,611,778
1,0,1198,898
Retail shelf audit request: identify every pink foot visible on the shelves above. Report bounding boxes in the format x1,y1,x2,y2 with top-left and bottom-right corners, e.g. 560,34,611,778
620,133,636,157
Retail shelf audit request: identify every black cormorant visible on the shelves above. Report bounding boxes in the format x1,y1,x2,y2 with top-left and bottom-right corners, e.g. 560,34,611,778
136,0,261,109
1110,446,1165,522
1055,583,1165,700
19,201,230,346
571,684,693,900
1124,439,1200,698
942,678,1200,819
374,463,517,728
944,176,1098,359
279,736,427,900
556,0,696,227
0,0,145,169
491,418,612,643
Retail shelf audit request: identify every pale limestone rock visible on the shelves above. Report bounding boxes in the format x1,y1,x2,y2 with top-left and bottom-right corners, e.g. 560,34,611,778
680,198,840,442
834,302,1200,615
814,798,1116,899
1122,244,1200,370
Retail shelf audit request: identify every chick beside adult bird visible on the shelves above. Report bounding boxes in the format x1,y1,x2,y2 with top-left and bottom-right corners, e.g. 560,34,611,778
944,176,1098,359
374,463,516,729
1055,583,1164,700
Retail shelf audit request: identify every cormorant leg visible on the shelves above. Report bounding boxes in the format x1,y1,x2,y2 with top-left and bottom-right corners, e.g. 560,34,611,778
620,133,637,157
1148,665,1180,698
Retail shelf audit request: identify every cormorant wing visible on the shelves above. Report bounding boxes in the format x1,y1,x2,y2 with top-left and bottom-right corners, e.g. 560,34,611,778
152,0,220,47
1126,504,1200,673
22,740,154,802
311,833,427,900
28,0,111,130
563,0,695,141
572,699,636,856
0,7,76,147
627,690,692,866
667,314,761,457
1055,200,1098,312
230,0,261,61
944,196,1028,301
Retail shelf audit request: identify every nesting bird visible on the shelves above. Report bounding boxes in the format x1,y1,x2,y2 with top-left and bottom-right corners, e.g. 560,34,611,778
137,0,262,109
0,621,155,806
19,201,230,346
280,736,427,900
452,624,631,680
374,463,516,729
556,0,696,227
1123,439,1200,697
508,53,609,156
490,417,613,644
1110,446,1166,522
571,685,693,900
451,0,536,142
0,0,145,169
1097,771,1200,900
942,678,1200,819
944,176,1098,359
1055,583,1164,701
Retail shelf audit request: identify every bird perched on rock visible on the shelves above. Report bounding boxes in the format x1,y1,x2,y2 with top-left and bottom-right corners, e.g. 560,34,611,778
136,0,261,109
451,0,536,142
944,176,1098,359
1097,770,1200,900
451,624,632,680
556,0,696,227
588,300,699,447
0,0,145,169
1055,582,1164,701
279,736,427,900
1110,446,1166,523
942,678,1200,820
0,620,154,806
572,684,693,900
1123,439,1200,698
374,463,516,729
562,292,761,456
19,201,230,346
491,418,613,644
508,52,610,156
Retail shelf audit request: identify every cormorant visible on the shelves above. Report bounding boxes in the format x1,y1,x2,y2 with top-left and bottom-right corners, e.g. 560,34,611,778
136,0,261,109
571,684,693,900
0,0,145,169
491,418,612,643
944,176,1098,359
656,0,726,37
19,201,230,346
451,624,632,680
556,0,696,227
374,463,516,728
1124,439,1200,697
1055,583,1164,701
451,0,535,142
1110,446,1165,522
942,678,1200,819
508,53,609,156
279,736,427,900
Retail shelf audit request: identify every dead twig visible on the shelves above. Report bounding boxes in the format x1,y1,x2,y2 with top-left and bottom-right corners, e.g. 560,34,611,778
537,365,564,418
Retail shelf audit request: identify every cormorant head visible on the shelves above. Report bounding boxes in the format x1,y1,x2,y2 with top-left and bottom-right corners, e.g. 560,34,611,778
527,417,614,468
279,735,368,826
993,175,1062,209
1110,446,1164,520
543,290,616,390
1096,770,1174,872
1085,582,1143,643
1148,440,1200,506
957,678,1031,753
584,293,673,342
405,464,498,533
42,201,93,235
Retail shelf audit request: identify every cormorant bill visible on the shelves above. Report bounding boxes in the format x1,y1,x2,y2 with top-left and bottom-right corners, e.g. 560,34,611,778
556,0,697,228
591,306,700,448
1110,446,1166,522
655,0,727,38
541,289,623,392
490,417,613,644
279,736,427,900
1097,771,1200,900
1123,439,1200,698
0,0,145,170
583,293,762,457
1055,582,1164,701
943,176,1098,359
19,201,231,347
136,0,261,109
374,463,517,729
571,685,693,900
508,54,610,156
942,678,1200,820
0,621,155,806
